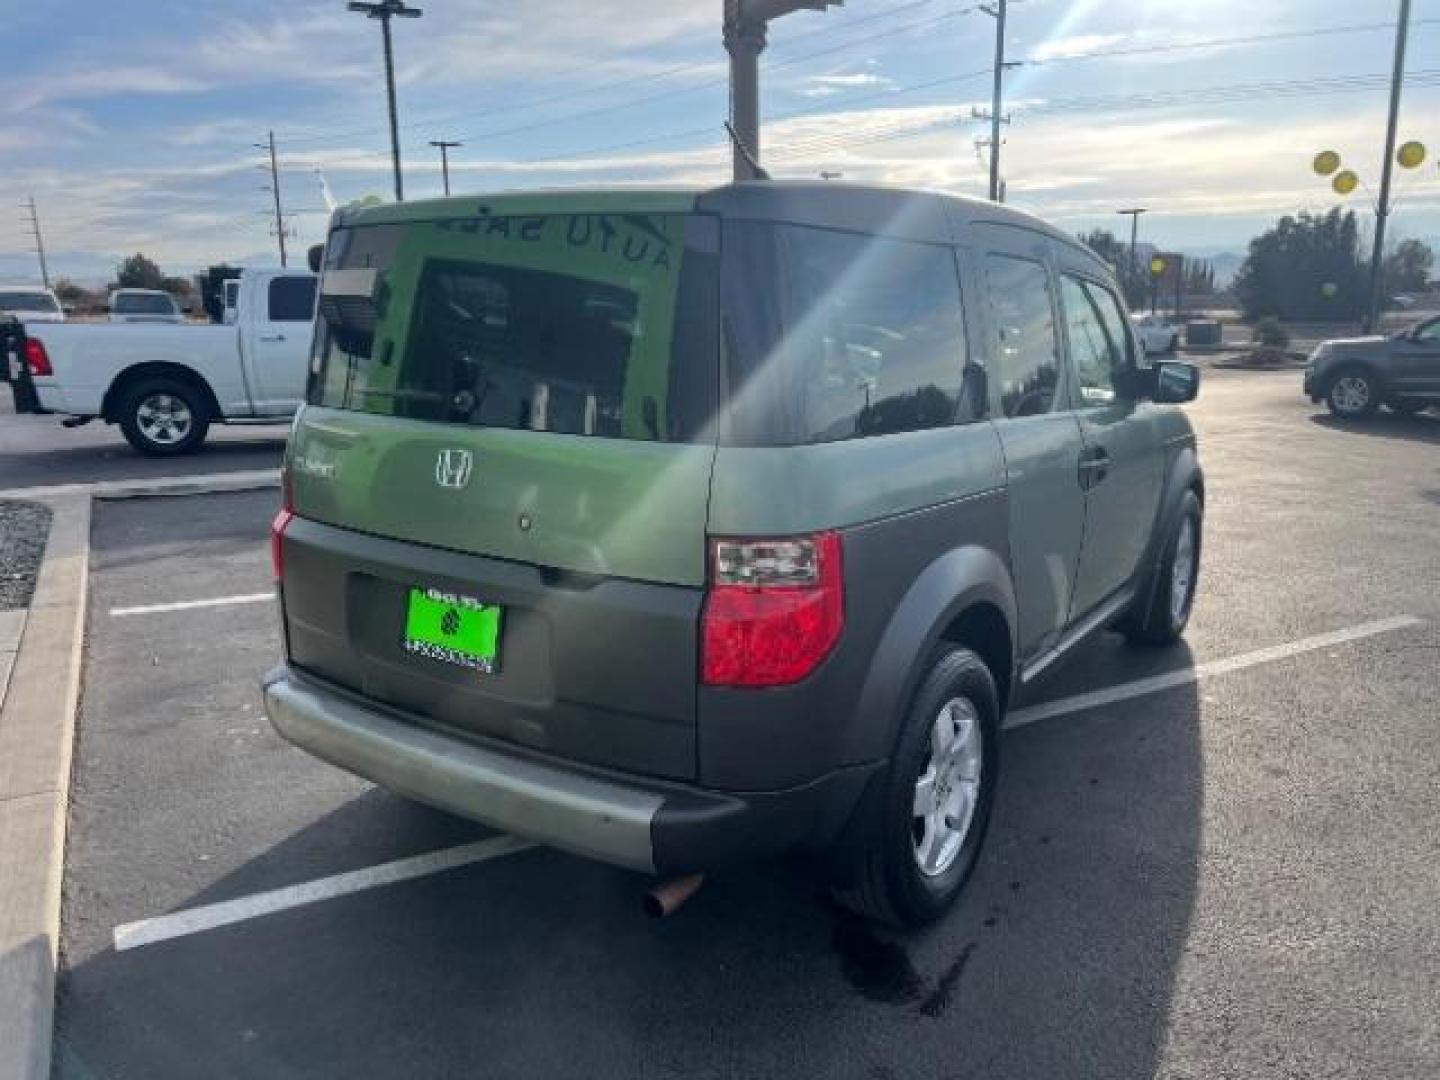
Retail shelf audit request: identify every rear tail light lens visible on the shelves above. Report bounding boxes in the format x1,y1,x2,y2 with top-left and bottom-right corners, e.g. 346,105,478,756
701,532,843,687
270,469,294,583
23,338,52,377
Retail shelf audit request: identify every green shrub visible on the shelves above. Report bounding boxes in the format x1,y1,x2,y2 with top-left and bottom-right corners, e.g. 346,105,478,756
1251,317,1291,349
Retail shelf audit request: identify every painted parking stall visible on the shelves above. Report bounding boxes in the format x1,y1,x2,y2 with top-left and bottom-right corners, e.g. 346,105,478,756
51,373,1440,1080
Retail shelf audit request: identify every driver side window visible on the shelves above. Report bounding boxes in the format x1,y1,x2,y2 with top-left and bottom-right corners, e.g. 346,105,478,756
1061,275,1132,407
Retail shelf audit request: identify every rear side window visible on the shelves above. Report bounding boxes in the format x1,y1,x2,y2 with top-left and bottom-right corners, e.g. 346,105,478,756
115,293,175,315
983,254,1062,418
311,214,718,443
268,276,317,322
722,223,976,445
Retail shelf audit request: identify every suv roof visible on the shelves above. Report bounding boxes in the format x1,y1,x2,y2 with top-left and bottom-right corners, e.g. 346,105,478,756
334,181,1095,258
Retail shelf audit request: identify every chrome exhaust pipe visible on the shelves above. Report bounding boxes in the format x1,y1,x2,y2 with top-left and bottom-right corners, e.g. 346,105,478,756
644,873,704,918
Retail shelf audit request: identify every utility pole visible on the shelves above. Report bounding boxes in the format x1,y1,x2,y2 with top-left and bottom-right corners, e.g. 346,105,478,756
980,1,1011,202
723,0,843,182
349,0,423,202
257,131,288,267
430,140,461,196
22,196,50,289
1117,207,1147,298
1364,0,1410,334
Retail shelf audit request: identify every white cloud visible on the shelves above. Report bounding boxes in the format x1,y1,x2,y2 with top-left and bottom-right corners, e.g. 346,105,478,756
799,72,897,98
1029,33,1130,63
3,66,209,113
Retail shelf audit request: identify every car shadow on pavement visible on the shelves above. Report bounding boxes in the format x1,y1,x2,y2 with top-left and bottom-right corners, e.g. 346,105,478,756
1310,410,1440,446
54,646,1202,1080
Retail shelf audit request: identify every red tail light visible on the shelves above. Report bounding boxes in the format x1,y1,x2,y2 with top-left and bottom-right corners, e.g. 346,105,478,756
24,338,52,377
701,532,844,687
270,470,294,583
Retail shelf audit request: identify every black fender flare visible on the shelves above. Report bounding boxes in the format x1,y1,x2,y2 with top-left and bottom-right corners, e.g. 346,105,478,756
1132,443,1205,617
844,543,1016,765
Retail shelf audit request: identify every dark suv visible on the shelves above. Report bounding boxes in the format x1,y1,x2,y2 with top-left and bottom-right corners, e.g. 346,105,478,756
262,183,1203,926
1306,315,1440,417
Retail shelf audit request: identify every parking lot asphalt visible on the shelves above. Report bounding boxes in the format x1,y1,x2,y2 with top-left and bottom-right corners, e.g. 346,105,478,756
53,369,1440,1079
0,391,286,493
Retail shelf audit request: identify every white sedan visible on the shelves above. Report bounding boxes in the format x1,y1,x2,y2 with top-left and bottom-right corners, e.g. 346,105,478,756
1132,314,1180,355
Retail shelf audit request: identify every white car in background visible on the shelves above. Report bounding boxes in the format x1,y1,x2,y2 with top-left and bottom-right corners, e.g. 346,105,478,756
1132,313,1180,355
0,286,65,323
108,288,185,324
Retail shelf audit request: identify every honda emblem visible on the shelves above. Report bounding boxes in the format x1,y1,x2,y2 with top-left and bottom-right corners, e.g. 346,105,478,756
435,448,473,490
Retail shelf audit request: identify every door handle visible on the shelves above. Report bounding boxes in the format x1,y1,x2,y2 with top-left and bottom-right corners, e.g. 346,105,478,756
1078,446,1111,490
259,333,286,343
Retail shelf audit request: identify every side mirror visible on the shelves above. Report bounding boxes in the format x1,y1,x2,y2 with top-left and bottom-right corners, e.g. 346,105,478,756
1148,360,1200,404
307,244,325,275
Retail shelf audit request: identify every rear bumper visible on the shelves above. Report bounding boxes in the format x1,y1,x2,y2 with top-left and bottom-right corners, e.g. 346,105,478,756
262,665,877,876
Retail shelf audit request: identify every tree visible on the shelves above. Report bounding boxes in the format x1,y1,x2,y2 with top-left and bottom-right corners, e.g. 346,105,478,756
114,253,165,291
1384,238,1434,296
1079,228,1146,307
52,278,87,304
1232,208,1367,321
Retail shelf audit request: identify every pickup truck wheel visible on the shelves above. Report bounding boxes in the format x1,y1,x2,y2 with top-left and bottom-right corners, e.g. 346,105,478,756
119,379,210,456
832,647,999,928
1326,367,1379,418
1121,490,1202,647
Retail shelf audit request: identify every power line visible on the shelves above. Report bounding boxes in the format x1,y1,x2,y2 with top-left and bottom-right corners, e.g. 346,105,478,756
764,68,1440,162
276,0,974,150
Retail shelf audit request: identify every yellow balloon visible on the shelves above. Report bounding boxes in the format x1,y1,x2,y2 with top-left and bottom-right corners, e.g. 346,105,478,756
1332,170,1359,195
1313,150,1341,176
1397,141,1426,169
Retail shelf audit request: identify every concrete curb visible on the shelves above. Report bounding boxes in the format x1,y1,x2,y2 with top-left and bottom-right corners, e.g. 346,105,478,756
0,466,280,503
0,494,89,1080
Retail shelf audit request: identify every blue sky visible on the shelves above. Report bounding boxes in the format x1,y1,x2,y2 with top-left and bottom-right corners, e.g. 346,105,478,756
1,0,1438,281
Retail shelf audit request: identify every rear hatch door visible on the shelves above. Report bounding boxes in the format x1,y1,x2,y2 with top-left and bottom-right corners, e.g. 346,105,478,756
283,207,718,780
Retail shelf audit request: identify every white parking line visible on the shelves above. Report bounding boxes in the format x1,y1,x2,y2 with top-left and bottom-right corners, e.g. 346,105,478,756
110,593,274,618
1005,614,1423,729
108,614,1423,952
112,835,536,952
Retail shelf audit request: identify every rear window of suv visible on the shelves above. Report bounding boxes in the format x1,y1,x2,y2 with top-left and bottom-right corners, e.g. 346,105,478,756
311,213,718,443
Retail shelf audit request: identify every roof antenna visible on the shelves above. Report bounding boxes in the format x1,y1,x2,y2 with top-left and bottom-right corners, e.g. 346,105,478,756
724,122,771,181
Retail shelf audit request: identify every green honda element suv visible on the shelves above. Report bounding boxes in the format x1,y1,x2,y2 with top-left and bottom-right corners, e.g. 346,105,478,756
262,182,1203,927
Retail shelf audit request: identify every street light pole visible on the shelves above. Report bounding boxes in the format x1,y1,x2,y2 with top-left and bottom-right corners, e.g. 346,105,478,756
723,0,843,182
1364,0,1410,334
429,140,461,196
348,0,423,202
1118,207,1147,298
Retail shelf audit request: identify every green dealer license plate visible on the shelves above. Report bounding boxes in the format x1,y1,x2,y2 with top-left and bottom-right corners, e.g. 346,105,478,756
403,587,503,674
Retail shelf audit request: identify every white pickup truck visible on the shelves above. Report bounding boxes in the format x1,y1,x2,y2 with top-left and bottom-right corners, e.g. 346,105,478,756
20,268,316,455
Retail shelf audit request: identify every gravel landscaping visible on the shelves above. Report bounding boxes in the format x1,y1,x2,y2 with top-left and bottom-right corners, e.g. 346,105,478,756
0,499,51,610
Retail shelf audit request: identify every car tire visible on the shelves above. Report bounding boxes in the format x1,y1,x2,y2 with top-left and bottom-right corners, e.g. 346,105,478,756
118,378,210,456
1325,367,1379,418
831,646,1000,928
1387,400,1427,417
1121,489,1202,647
